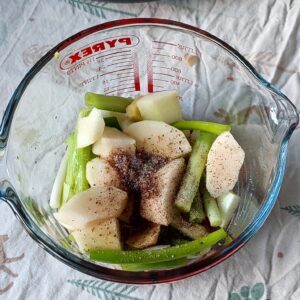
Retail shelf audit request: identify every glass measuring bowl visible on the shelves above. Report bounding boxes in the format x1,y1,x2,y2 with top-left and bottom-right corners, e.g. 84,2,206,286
0,18,298,284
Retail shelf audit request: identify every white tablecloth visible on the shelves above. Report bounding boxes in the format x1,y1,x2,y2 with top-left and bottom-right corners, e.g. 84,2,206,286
1,1,300,299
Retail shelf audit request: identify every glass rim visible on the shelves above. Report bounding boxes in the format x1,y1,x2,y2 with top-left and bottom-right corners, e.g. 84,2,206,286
1,18,298,284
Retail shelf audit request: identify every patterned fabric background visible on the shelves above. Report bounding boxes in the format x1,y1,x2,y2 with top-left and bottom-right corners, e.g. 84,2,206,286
1,1,300,299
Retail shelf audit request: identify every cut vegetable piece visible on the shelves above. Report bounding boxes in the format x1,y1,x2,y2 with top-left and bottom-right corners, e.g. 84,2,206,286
118,118,133,131
54,186,127,230
119,194,135,223
127,223,161,249
62,132,92,204
171,214,208,239
203,189,222,227
121,258,188,271
136,91,182,124
72,218,121,252
85,92,133,113
92,127,136,158
86,157,121,188
217,192,240,228
50,151,68,209
89,228,227,264
77,108,105,148
140,158,186,225
126,100,142,121
104,117,122,130
175,132,215,213
189,192,206,223
206,131,245,198
124,121,191,159
172,120,231,135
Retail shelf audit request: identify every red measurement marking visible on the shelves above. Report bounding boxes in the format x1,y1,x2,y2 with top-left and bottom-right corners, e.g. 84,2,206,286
106,87,136,95
96,50,132,60
133,52,141,92
152,59,165,63
154,78,169,83
153,72,175,78
147,58,153,93
152,66,171,70
100,68,134,77
153,53,170,57
110,75,133,81
153,41,176,46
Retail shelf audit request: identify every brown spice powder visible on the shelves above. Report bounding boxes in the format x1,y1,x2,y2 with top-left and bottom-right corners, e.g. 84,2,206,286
108,152,169,198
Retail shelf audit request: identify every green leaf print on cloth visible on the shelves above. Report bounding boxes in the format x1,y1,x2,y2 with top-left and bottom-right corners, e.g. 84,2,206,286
63,0,137,19
228,283,269,300
281,205,300,219
68,279,142,300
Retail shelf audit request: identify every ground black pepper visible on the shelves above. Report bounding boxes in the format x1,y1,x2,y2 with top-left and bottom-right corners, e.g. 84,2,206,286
108,151,169,198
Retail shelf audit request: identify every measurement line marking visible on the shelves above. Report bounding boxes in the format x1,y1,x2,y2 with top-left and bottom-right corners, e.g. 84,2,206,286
105,54,132,61
110,75,133,81
133,52,141,92
96,50,132,60
105,63,133,68
110,83,135,90
109,57,133,63
154,78,169,83
100,68,134,77
152,59,165,63
118,78,134,84
153,41,176,46
153,53,170,57
152,72,175,78
152,47,166,50
154,85,164,89
152,66,172,70
106,87,136,95
154,88,171,92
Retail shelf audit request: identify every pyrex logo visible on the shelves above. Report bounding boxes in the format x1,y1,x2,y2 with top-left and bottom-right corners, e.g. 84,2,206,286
60,35,139,70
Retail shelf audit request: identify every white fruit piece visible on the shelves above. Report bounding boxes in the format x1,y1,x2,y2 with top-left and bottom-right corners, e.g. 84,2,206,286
124,121,191,159
140,158,186,225
54,186,127,230
50,151,68,209
206,131,245,198
136,91,182,124
86,157,121,188
126,223,161,249
72,218,122,251
217,192,240,228
92,127,136,158
77,108,105,148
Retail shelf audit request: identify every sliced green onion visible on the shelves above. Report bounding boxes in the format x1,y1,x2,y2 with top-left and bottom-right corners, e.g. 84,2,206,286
175,132,215,213
121,258,188,271
88,228,227,264
172,120,231,135
189,191,206,223
104,117,122,130
85,92,133,113
203,189,222,227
